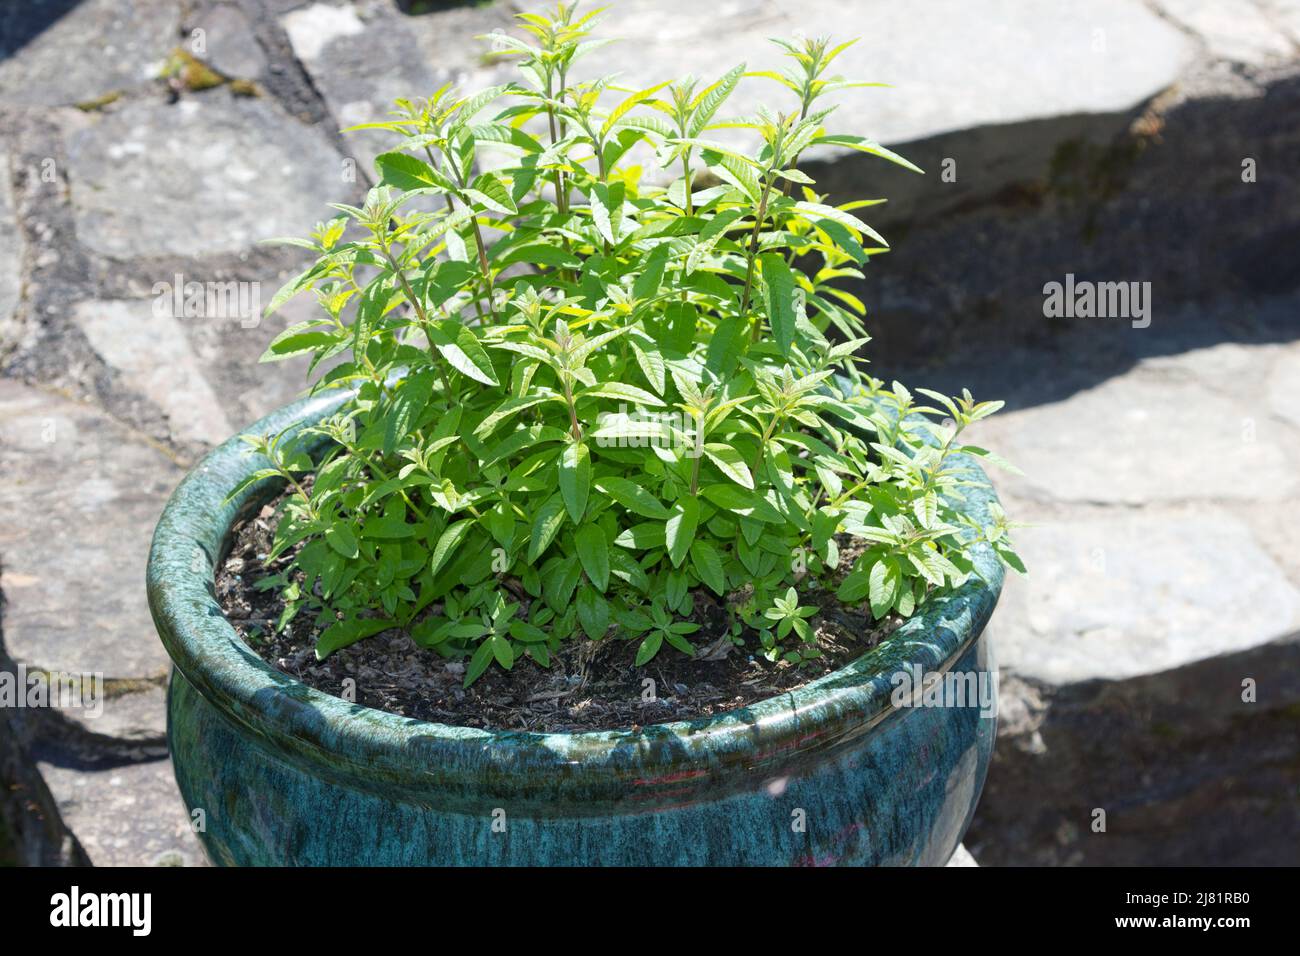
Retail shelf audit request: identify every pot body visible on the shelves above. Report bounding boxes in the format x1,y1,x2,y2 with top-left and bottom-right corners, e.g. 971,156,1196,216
168,640,995,866
150,389,1003,867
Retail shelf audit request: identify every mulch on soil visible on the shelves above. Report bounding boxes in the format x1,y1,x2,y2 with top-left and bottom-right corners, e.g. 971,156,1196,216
216,492,899,733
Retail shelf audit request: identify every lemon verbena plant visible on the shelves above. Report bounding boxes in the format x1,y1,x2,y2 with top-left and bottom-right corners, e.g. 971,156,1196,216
243,3,1022,687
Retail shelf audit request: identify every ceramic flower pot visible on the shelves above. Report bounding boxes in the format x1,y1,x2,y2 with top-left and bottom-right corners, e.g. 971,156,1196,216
148,388,1004,866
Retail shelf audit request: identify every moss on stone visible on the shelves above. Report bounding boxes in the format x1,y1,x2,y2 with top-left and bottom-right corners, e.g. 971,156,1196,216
75,90,123,112
162,48,226,92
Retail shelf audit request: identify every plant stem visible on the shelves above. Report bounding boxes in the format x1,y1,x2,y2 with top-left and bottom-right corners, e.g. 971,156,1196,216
688,411,704,495
750,414,780,477
382,246,454,398
681,154,693,217
470,214,495,314
739,177,774,330
561,375,583,442
544,76,569,216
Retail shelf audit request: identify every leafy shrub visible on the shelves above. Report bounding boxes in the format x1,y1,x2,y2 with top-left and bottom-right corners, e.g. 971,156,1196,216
244,2,1022,686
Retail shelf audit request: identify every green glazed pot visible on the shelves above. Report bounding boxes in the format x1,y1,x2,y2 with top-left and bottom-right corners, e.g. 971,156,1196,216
148,388,1004,866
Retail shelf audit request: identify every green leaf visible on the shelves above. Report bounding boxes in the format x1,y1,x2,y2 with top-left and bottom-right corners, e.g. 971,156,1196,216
261,327,338,363
613,521,665,549
958,445,1024,476
630,340,666,394
490,634,514,669
576,382,666,407
688,64,744,136
760,253,797,356
559,442,591,523
812,134,924,174
700,147,761,201
428,320,499,385
836,568,871,603
482,424,567,466
689,539,726,595
464,640,495,686
602,80,671,136
324,524,359,559
634,631,663,666
429,519,474,576
699,484,783,523
496,242,581,270
316,616,396,659
473,392,559,440
997,544,1028,575
509,620,549,643
665,497,699,568
868,558,901,619
702,443,754,489
465,172,519,215
594,476,672,519
664,629,697,656
590,181,625,245
528,494,567,562
261,264,320,321
570,324,631,364
704,315,748,376
575,524,610,592
383,368,436,455
632,245,669,301
814,218,868,264
375,152,455,192
576,585,611,638
912,491,938,529
795,201,888,247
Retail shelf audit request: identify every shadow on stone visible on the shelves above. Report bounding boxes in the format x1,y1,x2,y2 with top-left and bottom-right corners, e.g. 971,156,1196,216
968,630,1300,865
0,0,84,61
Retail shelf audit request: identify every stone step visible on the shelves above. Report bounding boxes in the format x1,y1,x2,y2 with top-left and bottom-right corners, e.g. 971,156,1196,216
286,0,1200,194
948,311,1300,865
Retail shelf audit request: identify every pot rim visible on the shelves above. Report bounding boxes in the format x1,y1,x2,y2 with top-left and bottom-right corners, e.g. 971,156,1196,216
149,387,1004,799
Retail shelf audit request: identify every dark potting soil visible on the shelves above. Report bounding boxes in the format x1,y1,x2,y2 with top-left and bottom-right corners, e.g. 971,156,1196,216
215,491,900,733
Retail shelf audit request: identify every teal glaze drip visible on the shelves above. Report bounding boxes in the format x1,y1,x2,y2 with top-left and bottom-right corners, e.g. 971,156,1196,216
148,386,1004,866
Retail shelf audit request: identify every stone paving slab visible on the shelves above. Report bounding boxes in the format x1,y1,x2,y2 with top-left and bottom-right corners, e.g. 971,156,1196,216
202,1,270,80
945,844,979,867
969,631,1300,865
548,0,1195,147
0,139,19,348
282,1,440,170
991,507,1300,684
64,92,353,260
182,291,323,434
403,0,1196,143
0,379,182,680
0,0,180,109
73,299,235,446
56,686,169,753
1156,0,1298,65
1267,347,1300,428
971,369,1298,506
290,0,1198,179
36,756,206,867
1259,0,1300,44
